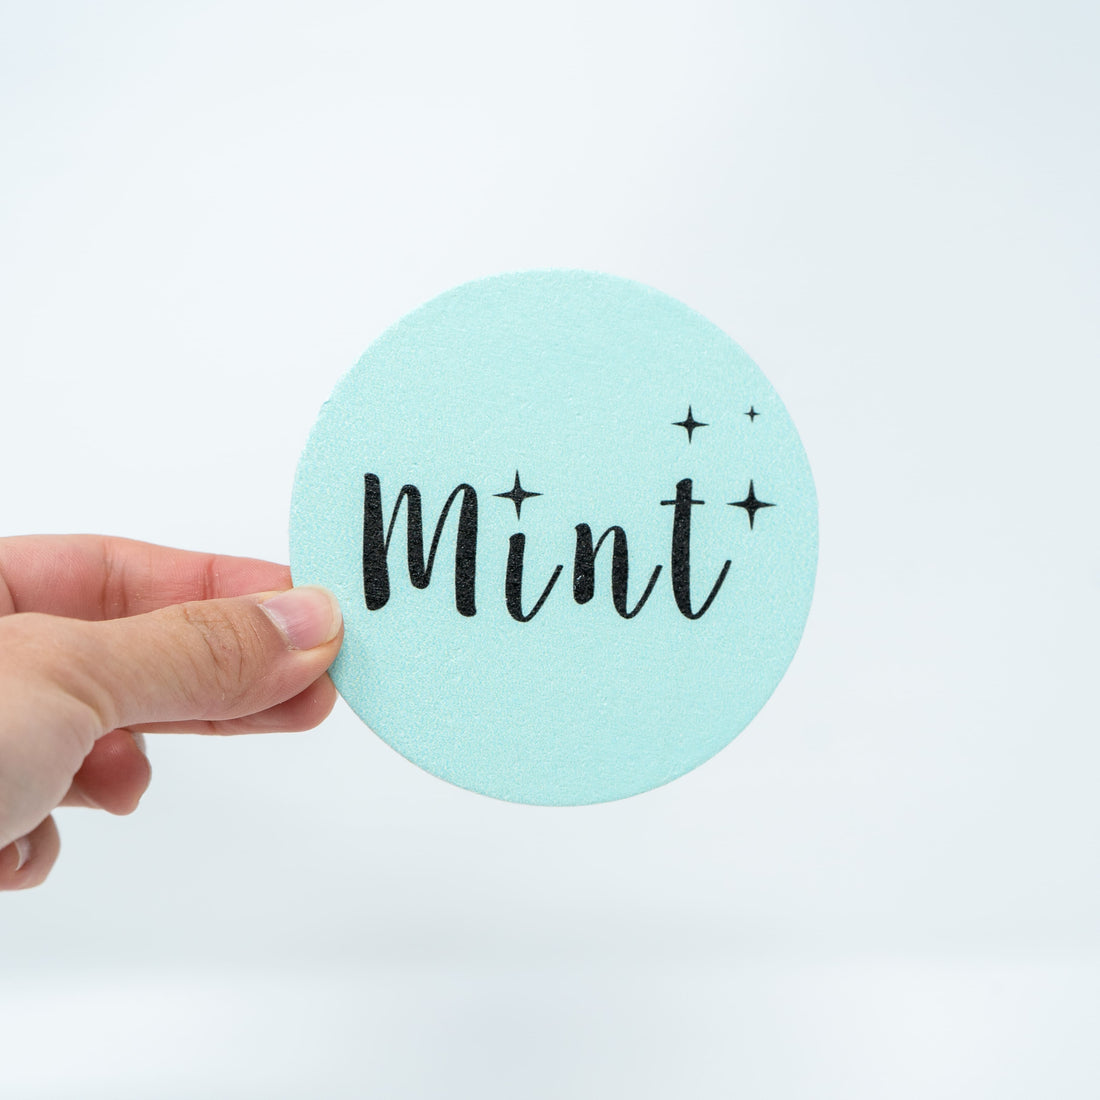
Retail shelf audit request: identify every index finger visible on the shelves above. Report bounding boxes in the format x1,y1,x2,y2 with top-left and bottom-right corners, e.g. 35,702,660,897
0,535,291,619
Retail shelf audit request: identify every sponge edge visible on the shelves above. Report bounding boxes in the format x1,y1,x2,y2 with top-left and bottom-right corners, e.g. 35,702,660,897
290,270,817,806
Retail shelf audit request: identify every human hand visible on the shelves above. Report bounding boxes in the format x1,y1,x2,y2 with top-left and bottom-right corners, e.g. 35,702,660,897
0,535,343,890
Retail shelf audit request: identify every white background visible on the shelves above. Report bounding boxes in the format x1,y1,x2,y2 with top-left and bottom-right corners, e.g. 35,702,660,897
2,2,1098,1096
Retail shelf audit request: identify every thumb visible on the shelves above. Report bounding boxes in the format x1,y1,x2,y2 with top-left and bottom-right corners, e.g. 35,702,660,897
0,586,342,842
78,585,343,730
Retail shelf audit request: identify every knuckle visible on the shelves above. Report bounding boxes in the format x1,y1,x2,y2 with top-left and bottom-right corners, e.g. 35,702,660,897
175,602,268,704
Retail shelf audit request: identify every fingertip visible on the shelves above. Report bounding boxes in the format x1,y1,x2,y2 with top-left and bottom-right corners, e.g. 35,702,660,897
297,673,340,730
259,586,343,652
0,815,60,891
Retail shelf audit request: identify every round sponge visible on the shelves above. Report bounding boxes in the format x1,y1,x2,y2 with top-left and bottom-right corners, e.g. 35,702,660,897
290,271,817,805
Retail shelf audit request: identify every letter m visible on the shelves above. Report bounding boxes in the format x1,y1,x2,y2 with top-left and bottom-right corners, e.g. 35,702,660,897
362,474,478,616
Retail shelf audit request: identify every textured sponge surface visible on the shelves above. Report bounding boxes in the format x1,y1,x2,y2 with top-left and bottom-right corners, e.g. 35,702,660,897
290,271,817,805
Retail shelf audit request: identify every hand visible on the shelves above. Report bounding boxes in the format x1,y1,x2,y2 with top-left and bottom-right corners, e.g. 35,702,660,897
0,535,343,890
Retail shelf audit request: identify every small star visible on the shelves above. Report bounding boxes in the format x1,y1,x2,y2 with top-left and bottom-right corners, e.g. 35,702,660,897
674,405,708,442
494,470,542,520
745,406,760,422
728,480,775,530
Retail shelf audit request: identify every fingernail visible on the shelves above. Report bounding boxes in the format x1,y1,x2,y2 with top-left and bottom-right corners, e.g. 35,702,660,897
13,836,31,872
260,586,342,650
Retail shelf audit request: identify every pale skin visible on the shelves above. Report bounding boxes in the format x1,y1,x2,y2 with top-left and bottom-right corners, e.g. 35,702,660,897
0,535,344,890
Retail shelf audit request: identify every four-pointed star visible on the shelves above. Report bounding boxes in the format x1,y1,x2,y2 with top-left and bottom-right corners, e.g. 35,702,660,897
494,470,542,519
728,480,775,529
673,405,708,442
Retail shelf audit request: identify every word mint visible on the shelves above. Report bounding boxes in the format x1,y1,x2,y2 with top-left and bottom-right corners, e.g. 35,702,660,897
362,473,772,623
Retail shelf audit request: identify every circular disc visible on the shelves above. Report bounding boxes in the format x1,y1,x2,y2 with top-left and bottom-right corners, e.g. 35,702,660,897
290,271,817,805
